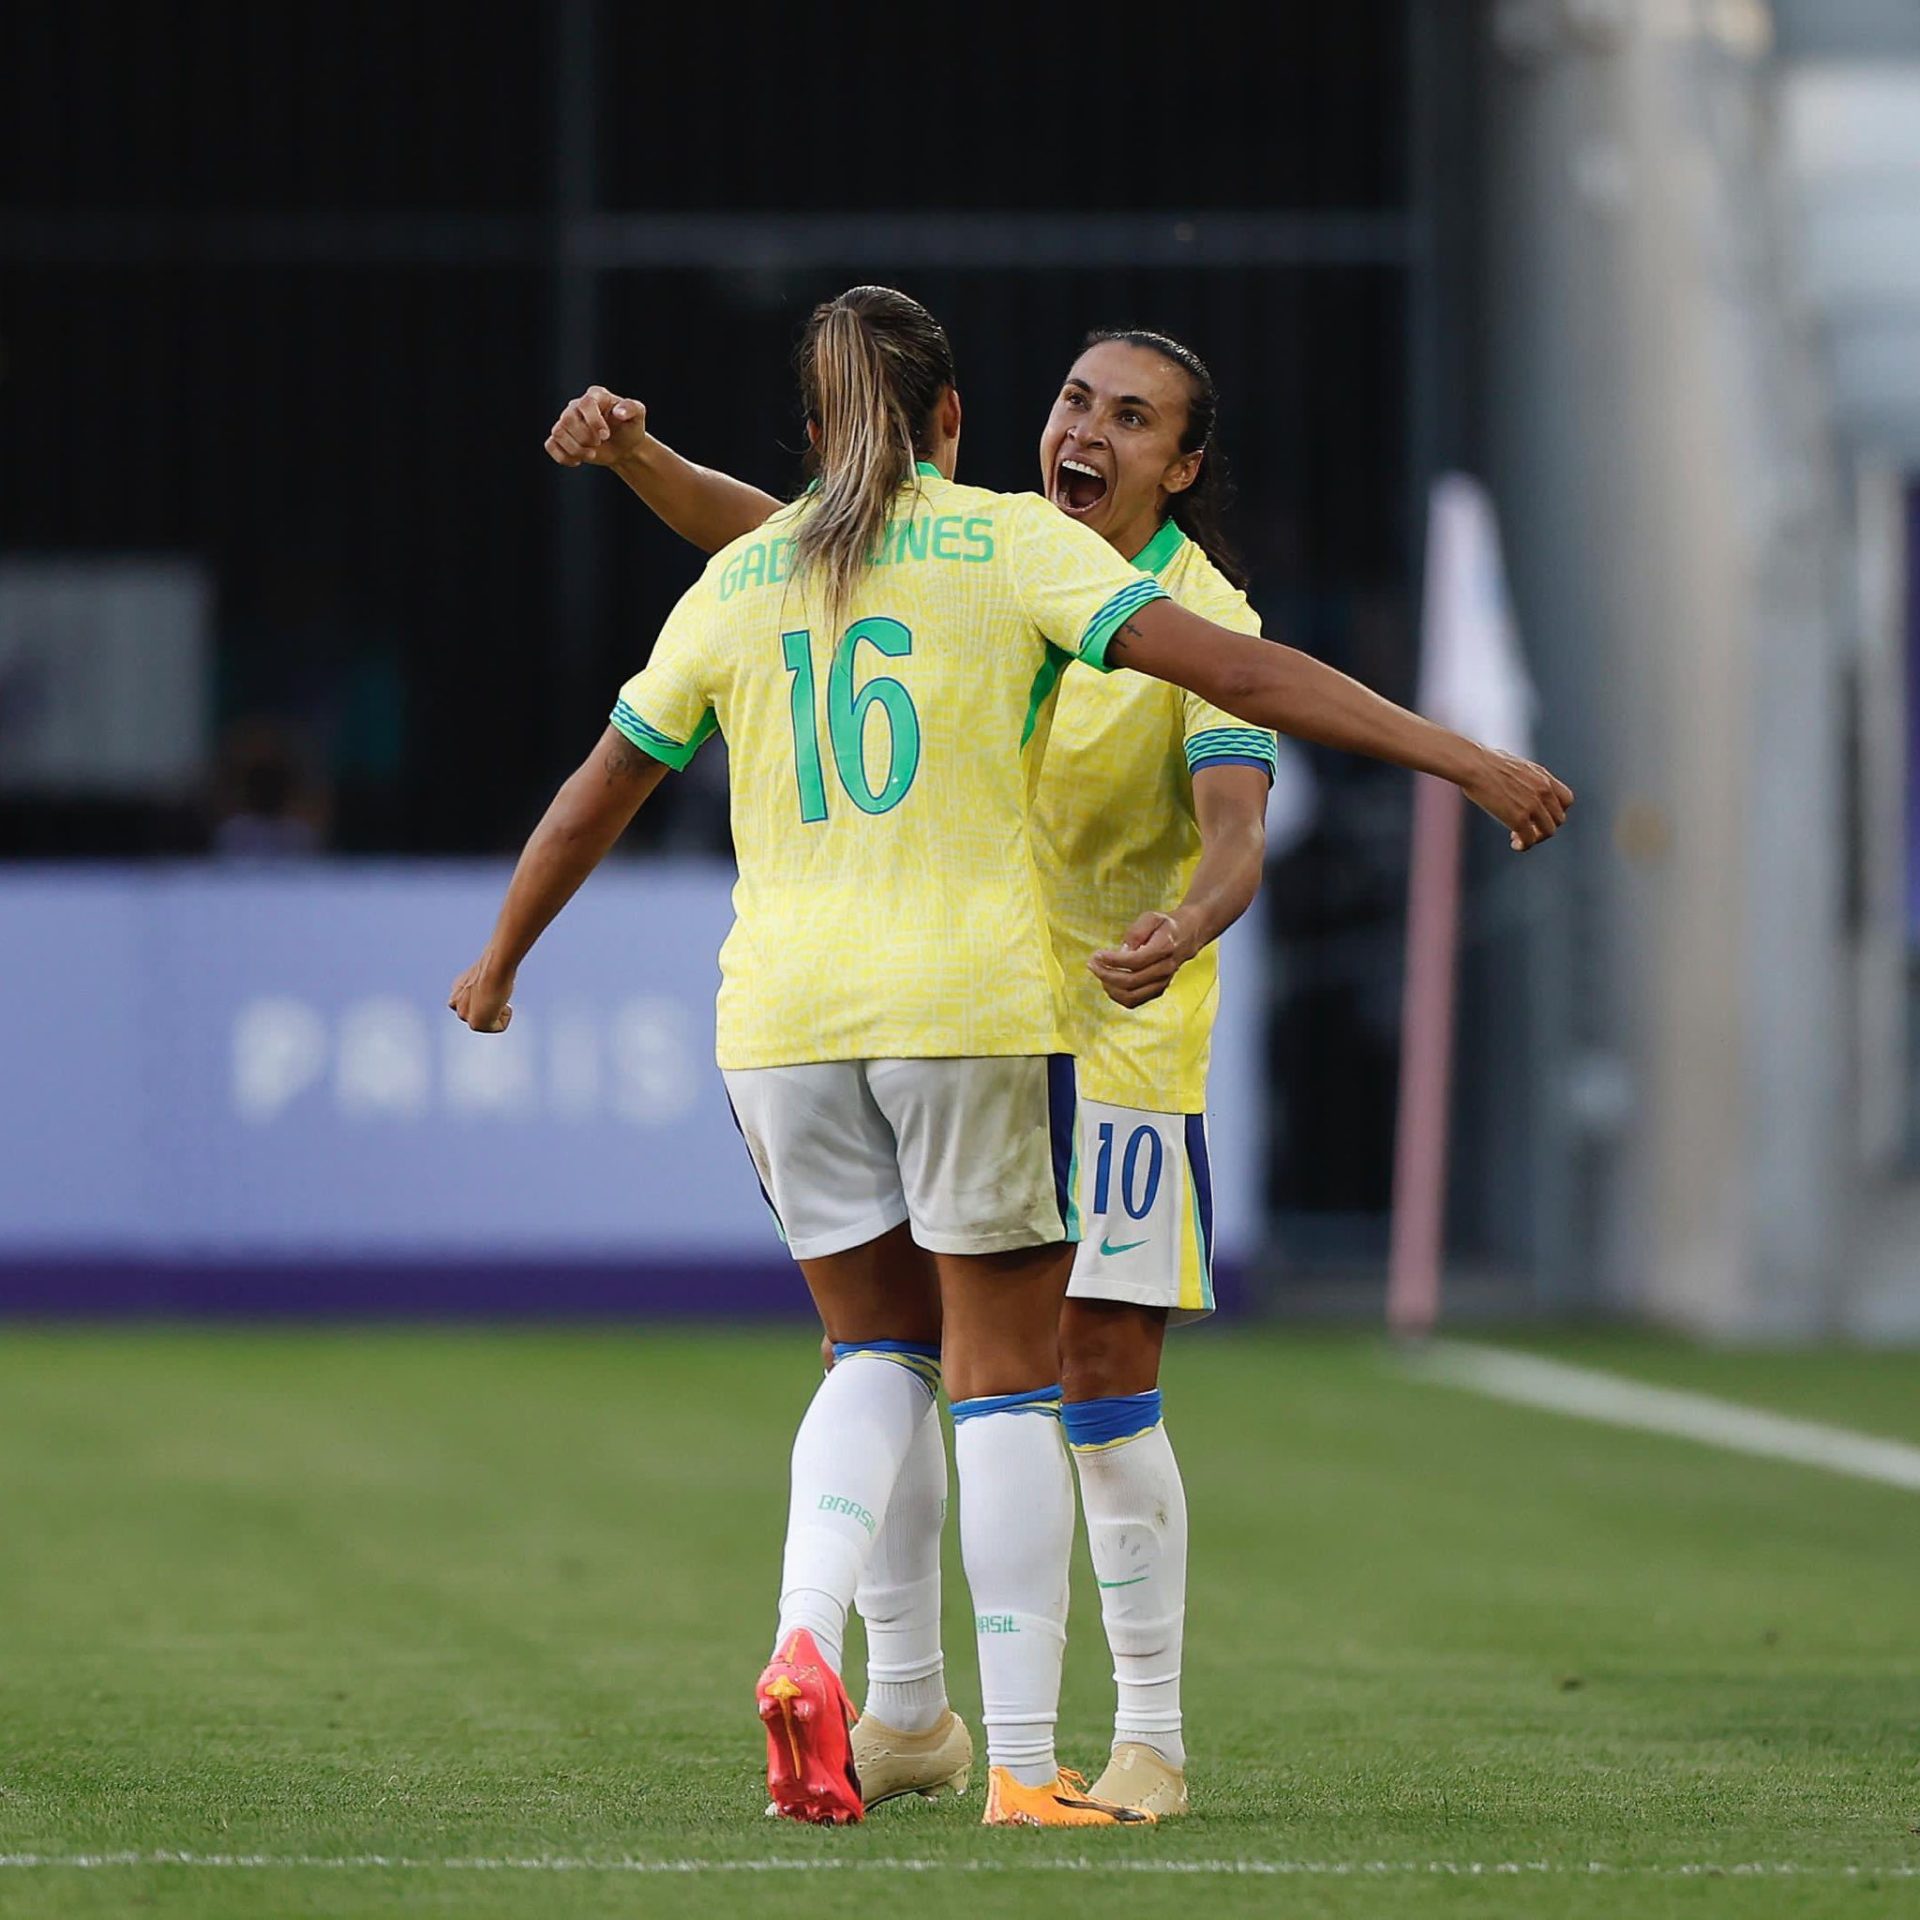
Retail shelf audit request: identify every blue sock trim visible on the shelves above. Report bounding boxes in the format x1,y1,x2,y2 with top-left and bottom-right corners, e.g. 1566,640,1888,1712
833,1340,941,1394
950,1384,1063,1425
1062,1389,1164,1453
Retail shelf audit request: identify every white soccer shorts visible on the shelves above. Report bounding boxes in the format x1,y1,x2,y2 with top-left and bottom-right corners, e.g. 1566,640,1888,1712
721,1055,1078,1261
1065,1098,1216,1325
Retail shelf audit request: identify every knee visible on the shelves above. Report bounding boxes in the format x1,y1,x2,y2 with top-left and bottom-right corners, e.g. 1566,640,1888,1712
1061,1301,1166,1402
944,1329,1059,1405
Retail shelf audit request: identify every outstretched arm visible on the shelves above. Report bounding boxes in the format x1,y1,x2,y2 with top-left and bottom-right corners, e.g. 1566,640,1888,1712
546,386,782,556
1105,602,1571,850
448,727,667,1033
1089,764,1269,1008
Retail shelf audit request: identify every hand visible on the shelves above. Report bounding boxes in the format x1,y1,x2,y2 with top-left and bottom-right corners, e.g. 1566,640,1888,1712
1088,909,1189,1009
1461,747,1574,851
544,385,650,469
448,954,516,1033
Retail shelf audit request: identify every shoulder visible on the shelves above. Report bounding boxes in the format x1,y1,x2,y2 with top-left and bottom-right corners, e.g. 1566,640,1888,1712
1166,542,1261,636
924,477,1032,514
972,487,1059,534
993,492,1135,572
923,483,1055,552
678,502,810,613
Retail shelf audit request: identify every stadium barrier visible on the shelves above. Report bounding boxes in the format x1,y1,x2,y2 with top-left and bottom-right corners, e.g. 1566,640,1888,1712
0,863,1266,1315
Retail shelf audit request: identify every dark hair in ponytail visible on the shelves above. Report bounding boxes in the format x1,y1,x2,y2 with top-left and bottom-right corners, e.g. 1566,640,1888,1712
794,286,956,617
1081,328,1248,590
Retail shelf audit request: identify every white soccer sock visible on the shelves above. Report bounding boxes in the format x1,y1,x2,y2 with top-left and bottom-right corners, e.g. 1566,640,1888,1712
775,1351,935,1677
1068,1401,1188,1770
953,1388,1073,1788
855,1398,950,1733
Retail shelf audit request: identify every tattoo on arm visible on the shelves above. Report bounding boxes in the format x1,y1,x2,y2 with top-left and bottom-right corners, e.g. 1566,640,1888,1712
602,732,652,785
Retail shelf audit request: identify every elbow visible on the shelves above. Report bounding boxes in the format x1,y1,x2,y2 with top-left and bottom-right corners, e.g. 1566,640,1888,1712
1216,662,1263,719
1216,660,1289,734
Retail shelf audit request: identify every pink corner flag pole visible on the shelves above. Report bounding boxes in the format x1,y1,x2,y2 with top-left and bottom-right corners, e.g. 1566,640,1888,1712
1386,771,1466,1339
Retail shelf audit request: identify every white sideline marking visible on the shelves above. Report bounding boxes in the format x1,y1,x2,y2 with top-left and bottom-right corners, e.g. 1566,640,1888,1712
1411,1341,1920,1492
0,1854,1914,1878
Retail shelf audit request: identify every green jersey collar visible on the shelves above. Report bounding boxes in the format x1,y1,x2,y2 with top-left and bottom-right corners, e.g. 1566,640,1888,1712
914,460,942,478
1130,518,1186,577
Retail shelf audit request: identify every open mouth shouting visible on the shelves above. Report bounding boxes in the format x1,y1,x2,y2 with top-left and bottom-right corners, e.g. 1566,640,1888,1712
1053,454,1110,519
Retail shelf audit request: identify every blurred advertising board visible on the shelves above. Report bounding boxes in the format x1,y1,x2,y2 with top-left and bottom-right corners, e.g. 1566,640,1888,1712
0,560,213,796
0,864,1265,1312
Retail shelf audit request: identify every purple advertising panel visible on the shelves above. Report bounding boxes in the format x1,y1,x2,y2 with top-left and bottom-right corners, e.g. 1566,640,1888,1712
0,863,1267,1312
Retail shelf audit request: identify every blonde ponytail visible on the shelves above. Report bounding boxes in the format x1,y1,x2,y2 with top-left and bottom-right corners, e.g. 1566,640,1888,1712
793,287,956,620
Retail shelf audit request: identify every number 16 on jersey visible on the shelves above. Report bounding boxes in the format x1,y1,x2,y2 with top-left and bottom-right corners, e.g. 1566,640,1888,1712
781,618,922,822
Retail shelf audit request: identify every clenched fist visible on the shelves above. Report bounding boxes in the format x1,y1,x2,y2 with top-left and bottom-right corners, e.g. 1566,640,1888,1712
545,385,650,469
1462,748,1574,851
1088,909,1190,1009
448,953,515,1034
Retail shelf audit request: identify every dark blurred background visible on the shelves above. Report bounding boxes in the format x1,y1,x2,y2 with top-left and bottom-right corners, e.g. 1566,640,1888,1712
0,2,1412,853
0,0,1440,1261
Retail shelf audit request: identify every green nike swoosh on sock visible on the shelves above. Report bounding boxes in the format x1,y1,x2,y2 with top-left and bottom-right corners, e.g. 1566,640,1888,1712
1096,1574,1149,1588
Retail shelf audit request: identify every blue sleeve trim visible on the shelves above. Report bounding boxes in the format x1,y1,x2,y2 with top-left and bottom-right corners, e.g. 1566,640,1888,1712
1188,753,1276,782
1185,726,1278,776
1186,725,1278,785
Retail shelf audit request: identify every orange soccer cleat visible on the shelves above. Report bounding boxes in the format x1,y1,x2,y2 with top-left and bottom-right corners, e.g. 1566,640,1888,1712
980,1765,1157,1827
756,1629,864,1825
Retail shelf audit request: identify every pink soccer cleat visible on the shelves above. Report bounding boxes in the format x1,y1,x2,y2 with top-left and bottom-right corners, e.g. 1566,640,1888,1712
756,1629,864,1825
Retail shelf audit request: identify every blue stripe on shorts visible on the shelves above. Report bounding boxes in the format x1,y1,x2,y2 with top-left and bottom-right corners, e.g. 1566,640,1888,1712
1184,1111,1214,1275
1047,1054,1079,1241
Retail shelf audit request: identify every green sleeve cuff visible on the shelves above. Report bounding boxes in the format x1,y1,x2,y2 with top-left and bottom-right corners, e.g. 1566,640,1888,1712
1076,578,1170,672
610,698,717,771
1185,726,1279,779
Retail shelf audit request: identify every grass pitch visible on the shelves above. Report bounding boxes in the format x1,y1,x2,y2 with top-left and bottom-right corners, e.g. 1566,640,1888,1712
1,1325,1917,1918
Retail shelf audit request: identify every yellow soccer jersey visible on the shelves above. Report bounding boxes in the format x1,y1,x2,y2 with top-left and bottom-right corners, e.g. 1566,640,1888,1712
1032,520,1278,1113
611,466,1170,1070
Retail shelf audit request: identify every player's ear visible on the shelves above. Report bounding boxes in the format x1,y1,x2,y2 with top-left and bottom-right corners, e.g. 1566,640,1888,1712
805,416,821,450
1161,448,1203,498
938,385,961,441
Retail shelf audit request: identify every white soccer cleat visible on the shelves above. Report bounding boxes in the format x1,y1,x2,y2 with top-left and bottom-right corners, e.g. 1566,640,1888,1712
850,1707,974,1807
1087,1741,1189,1817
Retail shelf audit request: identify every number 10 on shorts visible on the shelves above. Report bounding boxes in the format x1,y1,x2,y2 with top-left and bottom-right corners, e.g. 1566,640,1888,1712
1069,1100,1215,1322
1091,1119,1164,1220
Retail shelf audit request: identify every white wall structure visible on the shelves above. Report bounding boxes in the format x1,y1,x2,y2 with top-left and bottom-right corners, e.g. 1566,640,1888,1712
1774,12,1920,1337
1477,0,1917,1337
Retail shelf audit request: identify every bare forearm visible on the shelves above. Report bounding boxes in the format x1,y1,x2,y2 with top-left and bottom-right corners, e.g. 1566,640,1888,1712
1263,652,1476,782
1174,815,1265,955
1105,601,1572,852
485,735,664,973
1111,604,1478,785
613,438,782,556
